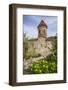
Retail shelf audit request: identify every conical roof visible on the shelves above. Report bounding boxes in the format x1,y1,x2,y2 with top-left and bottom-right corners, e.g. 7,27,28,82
38,20,48,28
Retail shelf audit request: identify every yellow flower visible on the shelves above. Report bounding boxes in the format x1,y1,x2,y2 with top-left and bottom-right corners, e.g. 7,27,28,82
43,65,45,67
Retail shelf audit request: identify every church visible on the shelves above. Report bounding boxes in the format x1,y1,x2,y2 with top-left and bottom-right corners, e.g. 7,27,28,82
27,20,56,58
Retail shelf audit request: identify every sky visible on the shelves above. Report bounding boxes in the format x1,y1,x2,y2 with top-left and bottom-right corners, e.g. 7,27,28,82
23,15,57,39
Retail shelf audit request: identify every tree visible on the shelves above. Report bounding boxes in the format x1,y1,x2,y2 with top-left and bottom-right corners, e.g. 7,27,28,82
23,33,29,59
51,38,57,60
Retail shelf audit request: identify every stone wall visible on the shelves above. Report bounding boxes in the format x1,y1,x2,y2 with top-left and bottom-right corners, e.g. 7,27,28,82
27,39,52,57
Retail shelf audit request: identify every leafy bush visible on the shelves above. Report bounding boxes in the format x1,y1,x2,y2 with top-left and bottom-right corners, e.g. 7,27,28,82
28,57,57,74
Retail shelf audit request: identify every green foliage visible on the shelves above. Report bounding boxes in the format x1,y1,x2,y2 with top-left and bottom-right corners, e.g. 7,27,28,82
28,57,57,74
23,33,29,59
51,39,57,58
23,34,41,59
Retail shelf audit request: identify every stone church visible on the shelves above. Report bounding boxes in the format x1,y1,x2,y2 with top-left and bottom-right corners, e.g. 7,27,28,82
27,20,56,58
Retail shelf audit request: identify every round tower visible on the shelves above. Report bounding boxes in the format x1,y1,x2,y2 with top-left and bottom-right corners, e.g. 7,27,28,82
38,20,48,40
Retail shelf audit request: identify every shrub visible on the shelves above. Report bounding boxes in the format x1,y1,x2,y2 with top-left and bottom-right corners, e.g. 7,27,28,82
28,57,57,74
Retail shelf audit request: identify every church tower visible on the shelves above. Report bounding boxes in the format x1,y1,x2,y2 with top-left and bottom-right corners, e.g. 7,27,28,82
37,20,48,42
